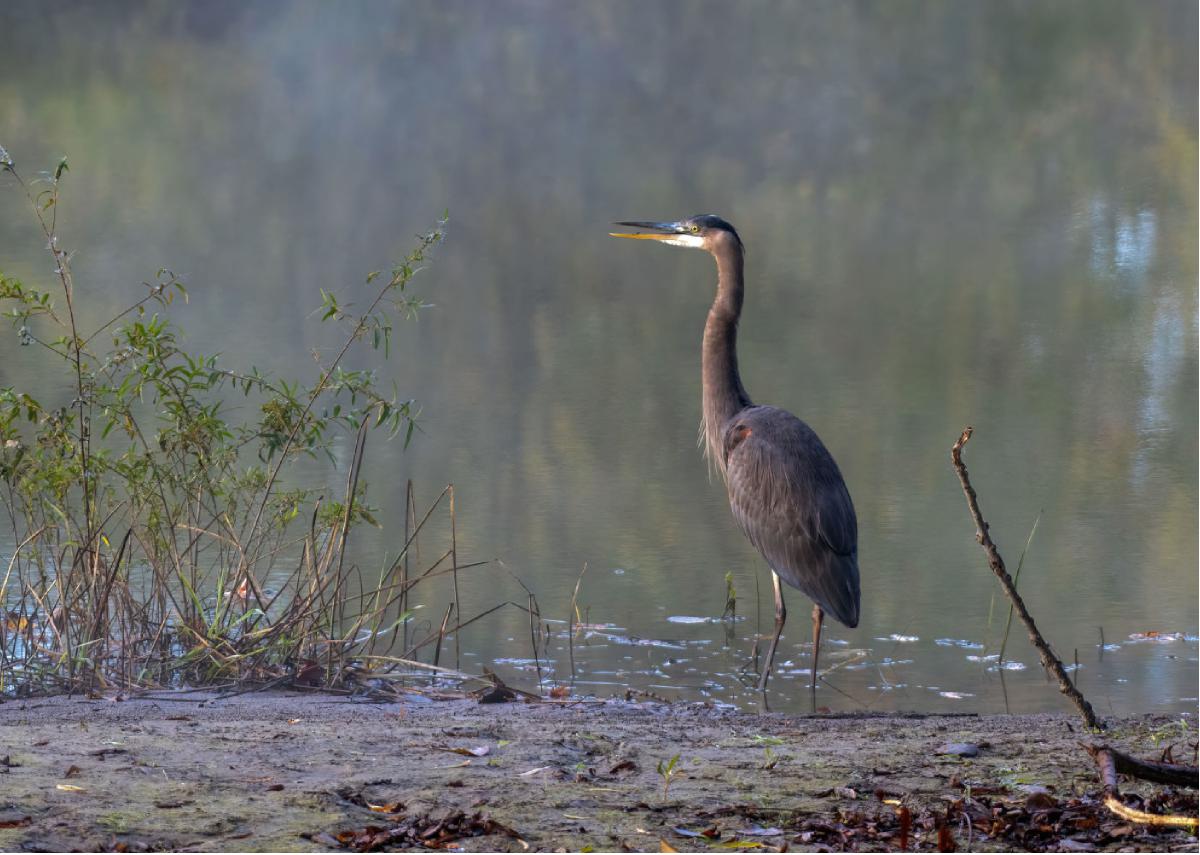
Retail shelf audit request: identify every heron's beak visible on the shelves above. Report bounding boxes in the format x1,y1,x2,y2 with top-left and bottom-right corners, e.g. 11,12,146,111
609,220,684,240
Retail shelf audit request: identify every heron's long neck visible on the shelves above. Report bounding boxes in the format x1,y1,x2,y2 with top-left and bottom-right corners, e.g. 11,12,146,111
702,242,752,475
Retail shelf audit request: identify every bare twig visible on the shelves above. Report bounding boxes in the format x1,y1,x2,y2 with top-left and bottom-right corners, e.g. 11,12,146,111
0,526,48,603
506,567,544,691
356,655,487,684
567,563,587,684
950,427,1101,729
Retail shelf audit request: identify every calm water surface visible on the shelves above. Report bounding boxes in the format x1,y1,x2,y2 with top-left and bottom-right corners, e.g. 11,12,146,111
0,1,1196,714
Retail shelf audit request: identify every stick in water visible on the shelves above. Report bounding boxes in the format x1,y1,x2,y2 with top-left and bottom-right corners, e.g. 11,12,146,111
950,427,1101,730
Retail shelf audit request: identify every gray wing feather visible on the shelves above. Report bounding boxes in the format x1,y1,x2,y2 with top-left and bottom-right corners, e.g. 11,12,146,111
723,406,860,627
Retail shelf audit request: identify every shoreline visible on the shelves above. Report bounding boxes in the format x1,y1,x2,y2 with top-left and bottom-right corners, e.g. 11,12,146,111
0,691,1195,852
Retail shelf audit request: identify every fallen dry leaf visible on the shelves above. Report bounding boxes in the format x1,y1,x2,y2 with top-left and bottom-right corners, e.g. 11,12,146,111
367,801,405,814
444,745,490,757
659,840,678,852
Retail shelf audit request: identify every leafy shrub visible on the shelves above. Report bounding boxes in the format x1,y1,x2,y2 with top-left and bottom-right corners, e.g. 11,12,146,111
0,148,455,695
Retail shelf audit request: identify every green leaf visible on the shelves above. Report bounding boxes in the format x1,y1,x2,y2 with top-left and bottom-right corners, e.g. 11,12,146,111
54,157,69,180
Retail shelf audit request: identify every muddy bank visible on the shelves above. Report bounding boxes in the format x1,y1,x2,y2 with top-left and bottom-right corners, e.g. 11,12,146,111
0,692,1194,852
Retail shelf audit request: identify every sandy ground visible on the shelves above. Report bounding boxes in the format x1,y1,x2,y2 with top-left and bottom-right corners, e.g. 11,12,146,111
0,691,1195,852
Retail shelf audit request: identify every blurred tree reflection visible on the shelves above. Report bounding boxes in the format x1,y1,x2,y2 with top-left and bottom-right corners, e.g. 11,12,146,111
1,0,1194,707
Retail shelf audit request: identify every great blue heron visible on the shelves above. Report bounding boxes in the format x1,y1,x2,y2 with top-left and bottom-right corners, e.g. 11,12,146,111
610,214,860,692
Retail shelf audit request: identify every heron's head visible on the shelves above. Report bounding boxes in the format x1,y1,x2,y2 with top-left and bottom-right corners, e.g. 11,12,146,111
610,214,742,255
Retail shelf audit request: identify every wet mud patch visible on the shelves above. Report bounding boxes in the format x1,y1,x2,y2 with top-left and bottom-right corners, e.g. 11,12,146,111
0,693,1194,851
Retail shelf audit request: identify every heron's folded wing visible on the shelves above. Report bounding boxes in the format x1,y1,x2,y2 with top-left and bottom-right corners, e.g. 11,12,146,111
724,413,860,627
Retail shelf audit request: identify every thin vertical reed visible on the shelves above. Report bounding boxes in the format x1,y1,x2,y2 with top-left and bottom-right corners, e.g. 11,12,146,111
528,593,542,691
449,483,460,670
432,602,454,683
402,480,414,651
567,563,587,684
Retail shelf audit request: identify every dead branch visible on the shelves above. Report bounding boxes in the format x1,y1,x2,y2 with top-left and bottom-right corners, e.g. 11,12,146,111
1084,743,1198,828
1084,743,1198,788
950,427,1101,730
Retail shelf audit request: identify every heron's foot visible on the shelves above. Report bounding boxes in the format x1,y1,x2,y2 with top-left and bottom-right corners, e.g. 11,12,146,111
756,664,773,693
758,636,784,692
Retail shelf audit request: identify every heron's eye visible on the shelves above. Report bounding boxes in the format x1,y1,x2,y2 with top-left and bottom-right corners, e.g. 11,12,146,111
689,224,700,234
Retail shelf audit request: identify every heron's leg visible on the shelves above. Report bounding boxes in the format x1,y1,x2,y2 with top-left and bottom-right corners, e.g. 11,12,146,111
757,571,786,692
810,604,825,691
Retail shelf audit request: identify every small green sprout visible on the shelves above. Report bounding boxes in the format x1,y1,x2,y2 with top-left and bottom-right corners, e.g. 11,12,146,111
656,753,682,798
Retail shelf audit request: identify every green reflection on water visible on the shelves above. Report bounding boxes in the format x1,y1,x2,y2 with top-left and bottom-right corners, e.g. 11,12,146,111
0,0,1195,713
